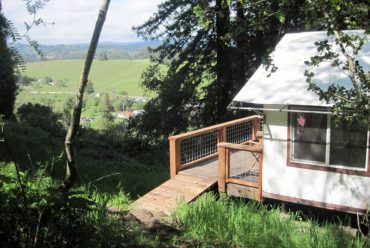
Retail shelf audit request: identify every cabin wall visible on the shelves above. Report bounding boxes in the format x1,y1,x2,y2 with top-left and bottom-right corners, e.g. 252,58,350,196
262,108,370,211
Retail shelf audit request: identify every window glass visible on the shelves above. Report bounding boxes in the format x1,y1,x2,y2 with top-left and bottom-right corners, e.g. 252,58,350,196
330,119,368,168
291,113,327,163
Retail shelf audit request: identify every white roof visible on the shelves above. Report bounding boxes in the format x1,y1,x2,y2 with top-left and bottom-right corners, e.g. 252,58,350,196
231,30,370,108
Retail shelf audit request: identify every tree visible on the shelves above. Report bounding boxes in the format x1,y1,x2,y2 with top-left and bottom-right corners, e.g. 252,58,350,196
63,0,111,191
85,80,95,94
303,0,370,127
100,93,114,127
98,51,108,61
132,0,307,140
62,97,75,126
17,103,61,134
0,0,49,118
0,5,17,118
16,74,34,86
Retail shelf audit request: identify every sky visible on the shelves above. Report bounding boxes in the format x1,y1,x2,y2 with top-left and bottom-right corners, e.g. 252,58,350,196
2,0,164,45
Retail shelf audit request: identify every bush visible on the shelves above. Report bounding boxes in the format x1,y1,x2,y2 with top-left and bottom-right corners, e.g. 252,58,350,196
17,103,62,135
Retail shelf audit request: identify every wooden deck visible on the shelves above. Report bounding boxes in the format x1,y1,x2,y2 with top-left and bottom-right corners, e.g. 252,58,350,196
129,116,262,225
130,150,259,219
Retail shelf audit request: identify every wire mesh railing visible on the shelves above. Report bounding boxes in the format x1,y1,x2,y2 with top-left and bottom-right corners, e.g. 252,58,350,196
226,121,253,144
217,141,263,201
228,149,260,183
179,130,218,165
169,115,262,177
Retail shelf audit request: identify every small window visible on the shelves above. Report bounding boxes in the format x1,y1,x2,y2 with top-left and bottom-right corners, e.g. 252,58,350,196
290,111,369,170
330,119,368,168
291,113,327,163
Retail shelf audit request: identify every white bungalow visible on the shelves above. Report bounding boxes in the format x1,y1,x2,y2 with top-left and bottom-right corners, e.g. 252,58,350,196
228,30,370,213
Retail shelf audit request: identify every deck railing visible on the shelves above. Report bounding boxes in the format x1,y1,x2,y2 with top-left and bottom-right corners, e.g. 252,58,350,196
217,142,263,201
168,115,261,177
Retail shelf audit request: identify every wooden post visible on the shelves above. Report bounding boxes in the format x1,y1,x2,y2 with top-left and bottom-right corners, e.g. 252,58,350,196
217,127,226,143
218,145,227,192
257,152,263,202
169,138,181,178
252,117,260,141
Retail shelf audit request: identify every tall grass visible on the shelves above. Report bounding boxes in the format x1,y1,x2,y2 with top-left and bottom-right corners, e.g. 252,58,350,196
174,193,369,248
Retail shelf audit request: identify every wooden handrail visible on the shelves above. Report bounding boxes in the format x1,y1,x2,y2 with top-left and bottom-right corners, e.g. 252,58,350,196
169,115,261,178
217,142,262,153
168,115,260,141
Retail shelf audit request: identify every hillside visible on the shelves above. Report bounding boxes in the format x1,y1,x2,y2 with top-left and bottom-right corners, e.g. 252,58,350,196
15,41,161,61
23,59,151,96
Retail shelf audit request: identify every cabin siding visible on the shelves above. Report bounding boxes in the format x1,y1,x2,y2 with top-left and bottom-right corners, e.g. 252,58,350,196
262,108,370,211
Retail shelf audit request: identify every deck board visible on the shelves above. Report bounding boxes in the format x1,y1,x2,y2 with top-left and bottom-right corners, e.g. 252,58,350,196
130,174,217,216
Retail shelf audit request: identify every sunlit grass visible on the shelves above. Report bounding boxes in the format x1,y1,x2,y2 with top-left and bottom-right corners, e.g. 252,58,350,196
173,192,369,248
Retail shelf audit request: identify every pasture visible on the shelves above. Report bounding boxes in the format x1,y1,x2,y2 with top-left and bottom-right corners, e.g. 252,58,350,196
24,59,151,96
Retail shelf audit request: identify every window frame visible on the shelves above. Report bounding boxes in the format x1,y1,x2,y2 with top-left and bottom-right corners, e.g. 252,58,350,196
287,106,370,176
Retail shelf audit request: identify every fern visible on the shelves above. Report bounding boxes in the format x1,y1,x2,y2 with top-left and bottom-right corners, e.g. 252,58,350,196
24,0,48,15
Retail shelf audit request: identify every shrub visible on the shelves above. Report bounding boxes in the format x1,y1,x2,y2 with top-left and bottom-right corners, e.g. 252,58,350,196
17,103,62,135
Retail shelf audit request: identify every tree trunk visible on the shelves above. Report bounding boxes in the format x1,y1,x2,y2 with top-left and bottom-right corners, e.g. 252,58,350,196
215,0,231,122
62,0,110,191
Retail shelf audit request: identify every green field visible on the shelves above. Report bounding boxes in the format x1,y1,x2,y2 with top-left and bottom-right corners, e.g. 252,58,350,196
24,59,151,96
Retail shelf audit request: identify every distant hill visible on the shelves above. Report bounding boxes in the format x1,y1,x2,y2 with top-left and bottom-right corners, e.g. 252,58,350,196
15,41,161,61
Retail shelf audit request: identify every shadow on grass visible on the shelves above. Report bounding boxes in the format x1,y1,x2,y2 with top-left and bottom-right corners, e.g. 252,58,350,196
0,120,169,199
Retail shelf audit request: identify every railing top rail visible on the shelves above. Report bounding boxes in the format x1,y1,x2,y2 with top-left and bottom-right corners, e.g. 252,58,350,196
217,142,263,153
168,115,261,141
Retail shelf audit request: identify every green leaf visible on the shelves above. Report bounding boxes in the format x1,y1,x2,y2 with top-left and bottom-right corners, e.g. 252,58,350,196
277,13,285,24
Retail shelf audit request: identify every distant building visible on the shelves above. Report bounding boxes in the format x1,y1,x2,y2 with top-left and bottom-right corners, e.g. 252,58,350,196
116,111,135,120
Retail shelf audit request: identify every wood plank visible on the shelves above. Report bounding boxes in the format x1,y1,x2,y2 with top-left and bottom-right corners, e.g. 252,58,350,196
226,178,259,188
218,142,262,153
227,183,258,200
130,173,217,218
175,173,216,185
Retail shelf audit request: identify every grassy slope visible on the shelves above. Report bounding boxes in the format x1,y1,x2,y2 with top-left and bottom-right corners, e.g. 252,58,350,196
24,59,151,95
0,121,168,198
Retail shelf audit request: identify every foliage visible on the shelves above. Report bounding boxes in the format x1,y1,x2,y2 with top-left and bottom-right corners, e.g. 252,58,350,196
98,51,108,61
174,192,369,247
132,0,308,139
303,0,370,126
99,93,114,128
85,80,95,94
0,12,17,118
62,96,75,127
16,103,62,135
2,0,49,65
0,162,130,247
16,73,35,86
0,119,168,247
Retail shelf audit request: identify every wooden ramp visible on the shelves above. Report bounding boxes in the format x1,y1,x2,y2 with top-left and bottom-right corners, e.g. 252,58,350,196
130,173,216,216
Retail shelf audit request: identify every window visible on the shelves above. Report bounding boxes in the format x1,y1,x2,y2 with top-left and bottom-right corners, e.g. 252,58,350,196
289,111,369,170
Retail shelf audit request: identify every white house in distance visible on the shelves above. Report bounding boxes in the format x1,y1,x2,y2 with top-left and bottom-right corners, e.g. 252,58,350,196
228,30,370,213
